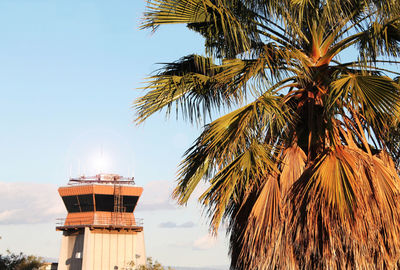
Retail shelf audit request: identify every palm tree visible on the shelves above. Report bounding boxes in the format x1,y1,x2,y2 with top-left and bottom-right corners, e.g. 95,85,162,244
135,0,400,269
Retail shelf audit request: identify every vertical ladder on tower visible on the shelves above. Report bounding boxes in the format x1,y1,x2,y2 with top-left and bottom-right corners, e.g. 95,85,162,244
113,183,123,225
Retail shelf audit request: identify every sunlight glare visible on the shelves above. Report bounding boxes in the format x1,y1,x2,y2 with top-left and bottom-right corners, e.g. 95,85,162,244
90,151,111,174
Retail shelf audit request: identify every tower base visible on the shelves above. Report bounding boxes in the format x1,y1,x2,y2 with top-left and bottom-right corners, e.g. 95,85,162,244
57,227,145,270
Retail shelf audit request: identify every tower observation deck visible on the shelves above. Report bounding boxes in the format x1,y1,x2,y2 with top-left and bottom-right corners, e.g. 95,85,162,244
57,174,146,270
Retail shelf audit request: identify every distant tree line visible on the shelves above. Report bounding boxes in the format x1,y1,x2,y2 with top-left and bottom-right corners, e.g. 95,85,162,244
136,257,174,270
0,252,171,270
0,250,44,270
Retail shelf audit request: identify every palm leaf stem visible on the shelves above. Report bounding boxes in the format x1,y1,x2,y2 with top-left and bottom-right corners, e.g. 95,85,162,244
342,116,364,147
273,83,299,96
373,60,400,64
269,76,297,94
321,9,366,53
343,64,400,76
338,59,400,66
262,18,287,35
338,124,357,148
255,22,296,48
349,107,372,155
255,29,295,49
319,32,364,65
337,10,379,40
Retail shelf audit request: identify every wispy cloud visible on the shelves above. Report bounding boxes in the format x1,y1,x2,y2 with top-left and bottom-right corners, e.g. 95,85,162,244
192,234,217,250
159,221,196,228
180,221,196,228
0,179,180,225
136,180,177,211
159,221,177,228
0,179,210,225
0,181,65,224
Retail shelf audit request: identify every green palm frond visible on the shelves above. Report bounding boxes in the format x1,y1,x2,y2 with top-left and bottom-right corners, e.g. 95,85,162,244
187,0,262,57
142,0,255,56
357,18,400,61
198,90,288,154
134,54,238,123
214,43,293,84
173,90,288,204
199,141,276,231
142,0,206,27
330,74,400,127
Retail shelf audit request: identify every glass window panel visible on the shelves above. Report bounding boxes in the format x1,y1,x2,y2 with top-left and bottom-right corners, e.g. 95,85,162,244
78,194,94,212
62,196,80,213
122,196,139,212
95,194,114,212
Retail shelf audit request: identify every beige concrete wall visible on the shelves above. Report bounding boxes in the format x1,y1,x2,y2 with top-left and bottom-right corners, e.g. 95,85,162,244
57,232,84,270
58,227,146,270
83,229,146,270
135,231,146,266
58,228,146,270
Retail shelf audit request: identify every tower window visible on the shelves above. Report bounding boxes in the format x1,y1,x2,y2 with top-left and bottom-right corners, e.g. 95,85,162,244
95,194,114,212
62,196,80,213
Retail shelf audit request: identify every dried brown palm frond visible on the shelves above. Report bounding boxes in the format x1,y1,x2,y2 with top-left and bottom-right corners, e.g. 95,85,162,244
279,145,307,195
235,146,400,269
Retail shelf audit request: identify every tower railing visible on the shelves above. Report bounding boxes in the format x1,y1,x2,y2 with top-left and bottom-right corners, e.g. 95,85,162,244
56,217,144,227
68,174,135,185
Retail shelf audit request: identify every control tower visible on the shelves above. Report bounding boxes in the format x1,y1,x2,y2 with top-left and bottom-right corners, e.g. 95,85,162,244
56,174,145,270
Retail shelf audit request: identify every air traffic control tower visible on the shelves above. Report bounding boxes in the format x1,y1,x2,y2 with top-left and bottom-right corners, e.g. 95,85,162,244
56,174,145,270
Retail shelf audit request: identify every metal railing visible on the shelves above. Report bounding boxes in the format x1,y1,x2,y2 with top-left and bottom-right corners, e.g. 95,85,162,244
56,217,144,227
68,174,136,185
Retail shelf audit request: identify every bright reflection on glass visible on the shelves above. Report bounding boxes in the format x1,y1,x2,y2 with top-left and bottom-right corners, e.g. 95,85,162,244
90,150,111,174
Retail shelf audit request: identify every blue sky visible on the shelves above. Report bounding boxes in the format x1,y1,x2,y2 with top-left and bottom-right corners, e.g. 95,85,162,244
0,0,229,267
